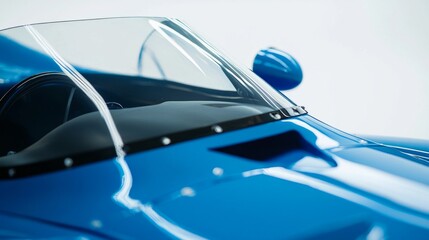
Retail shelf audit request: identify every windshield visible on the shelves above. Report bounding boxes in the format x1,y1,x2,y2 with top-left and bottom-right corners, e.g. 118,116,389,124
0,17,303,177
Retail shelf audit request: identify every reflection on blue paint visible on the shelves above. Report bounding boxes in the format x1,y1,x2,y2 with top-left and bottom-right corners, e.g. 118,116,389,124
112,155,206,239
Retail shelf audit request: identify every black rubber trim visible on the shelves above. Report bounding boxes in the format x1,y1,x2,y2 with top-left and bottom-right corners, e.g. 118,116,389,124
0,109,307,179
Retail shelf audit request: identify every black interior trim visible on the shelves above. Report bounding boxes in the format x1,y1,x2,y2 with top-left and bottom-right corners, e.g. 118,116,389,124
0,109,295,179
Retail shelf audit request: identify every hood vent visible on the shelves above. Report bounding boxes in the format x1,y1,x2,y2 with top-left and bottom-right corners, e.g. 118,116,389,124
213,131,336,168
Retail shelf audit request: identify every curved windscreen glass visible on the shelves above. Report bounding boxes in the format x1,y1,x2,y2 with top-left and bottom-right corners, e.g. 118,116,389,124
0,17,301,174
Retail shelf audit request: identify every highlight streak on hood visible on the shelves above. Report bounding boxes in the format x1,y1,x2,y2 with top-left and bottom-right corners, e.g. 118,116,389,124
324,157,429,214
243,167,429,230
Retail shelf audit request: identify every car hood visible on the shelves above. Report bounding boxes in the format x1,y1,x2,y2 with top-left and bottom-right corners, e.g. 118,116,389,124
0,115,428,239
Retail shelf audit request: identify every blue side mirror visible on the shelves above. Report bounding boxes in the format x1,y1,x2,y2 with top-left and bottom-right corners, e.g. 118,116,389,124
252,47,303,90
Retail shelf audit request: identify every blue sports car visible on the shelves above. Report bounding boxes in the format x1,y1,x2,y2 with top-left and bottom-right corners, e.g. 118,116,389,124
0,17,428,239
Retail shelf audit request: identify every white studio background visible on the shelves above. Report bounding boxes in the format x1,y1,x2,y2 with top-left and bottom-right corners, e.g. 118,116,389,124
1,0,428,139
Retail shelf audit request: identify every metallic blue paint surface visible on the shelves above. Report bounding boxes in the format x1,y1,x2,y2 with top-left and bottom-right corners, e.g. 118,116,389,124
0,18,428,239
1,115,428,239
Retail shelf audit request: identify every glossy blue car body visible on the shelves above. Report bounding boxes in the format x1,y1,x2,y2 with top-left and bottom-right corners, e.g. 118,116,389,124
0,18,428,239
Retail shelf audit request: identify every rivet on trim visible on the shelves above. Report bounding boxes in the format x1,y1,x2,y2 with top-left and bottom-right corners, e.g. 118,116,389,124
161,137,171,145
212,125,223,133
64,158,73,168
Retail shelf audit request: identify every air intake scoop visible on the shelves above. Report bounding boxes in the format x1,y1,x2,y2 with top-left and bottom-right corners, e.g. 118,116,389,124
213,130,337,169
